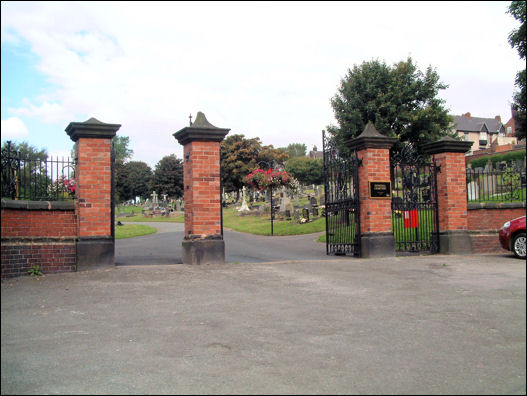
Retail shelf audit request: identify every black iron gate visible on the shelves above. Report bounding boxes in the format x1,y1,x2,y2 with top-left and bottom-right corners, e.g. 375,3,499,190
390,144,439,254
322,130,361,256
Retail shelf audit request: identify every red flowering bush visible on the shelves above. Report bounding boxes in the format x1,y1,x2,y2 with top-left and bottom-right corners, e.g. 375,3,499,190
48,176,75,198
245,168,295,191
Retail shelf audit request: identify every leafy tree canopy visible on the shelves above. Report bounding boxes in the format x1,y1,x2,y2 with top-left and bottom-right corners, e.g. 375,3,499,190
220,134,289,194
328,57,456,154
115,160,153,203
2,140,48,161
278,143,307,158
285,156,323,186
152,154,184,199
508,0,526,140
112,135,134,164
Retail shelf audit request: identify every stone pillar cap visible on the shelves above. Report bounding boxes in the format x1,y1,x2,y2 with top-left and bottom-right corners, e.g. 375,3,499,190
344,121,397,151
421,136,473,155
65,117,121,142
173,112,230,145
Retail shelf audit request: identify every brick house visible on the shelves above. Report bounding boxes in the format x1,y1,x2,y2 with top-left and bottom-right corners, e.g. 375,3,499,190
452,112,517,154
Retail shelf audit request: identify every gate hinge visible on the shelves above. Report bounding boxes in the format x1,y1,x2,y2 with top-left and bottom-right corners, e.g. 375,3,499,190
435,165,441,173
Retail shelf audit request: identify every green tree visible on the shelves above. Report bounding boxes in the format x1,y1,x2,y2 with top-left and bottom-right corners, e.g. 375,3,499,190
508,0,526,140
279,143,307,158
1,141,51,199
221,134,262,195
112,136,134,163
2,140,48,161
328,57,455,153
285,156,323,186
220,134,289,197
115,160,153,202
152,154,184,199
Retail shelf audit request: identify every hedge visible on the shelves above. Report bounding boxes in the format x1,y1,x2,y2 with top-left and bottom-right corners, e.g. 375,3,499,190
468,149,526,169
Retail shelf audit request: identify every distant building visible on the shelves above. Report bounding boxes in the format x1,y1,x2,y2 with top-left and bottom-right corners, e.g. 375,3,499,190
308,146,323,159
452,112,517,154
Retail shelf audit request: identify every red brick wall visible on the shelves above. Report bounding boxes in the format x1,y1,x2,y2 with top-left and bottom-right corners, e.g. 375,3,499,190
357,148,392,233
1,207,77,278
1,209,76,237
468,208,525,231
75,138,112,237
183,141,222,236
468,206,525,254
1,243,76,278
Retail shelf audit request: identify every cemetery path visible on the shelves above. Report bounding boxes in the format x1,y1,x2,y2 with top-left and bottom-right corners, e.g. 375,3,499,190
115,222,337,266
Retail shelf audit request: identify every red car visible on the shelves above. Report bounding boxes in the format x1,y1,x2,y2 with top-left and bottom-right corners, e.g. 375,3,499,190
499,215,526,259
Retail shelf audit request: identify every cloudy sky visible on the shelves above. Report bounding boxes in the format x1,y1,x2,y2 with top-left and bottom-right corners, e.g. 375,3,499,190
1,1,524,167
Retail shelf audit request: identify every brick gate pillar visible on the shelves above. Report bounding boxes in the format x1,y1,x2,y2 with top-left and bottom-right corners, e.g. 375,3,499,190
66,118,121,268
173,112,230,264
422,137,473,254
346,122,397,258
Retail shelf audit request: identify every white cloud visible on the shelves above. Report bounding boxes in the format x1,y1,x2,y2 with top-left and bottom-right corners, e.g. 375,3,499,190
1,1,524,166
1,117,29,139
9,100,70,124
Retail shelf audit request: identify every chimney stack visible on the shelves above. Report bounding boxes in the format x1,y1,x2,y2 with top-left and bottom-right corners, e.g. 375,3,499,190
463,112,471,119
495,115,501,123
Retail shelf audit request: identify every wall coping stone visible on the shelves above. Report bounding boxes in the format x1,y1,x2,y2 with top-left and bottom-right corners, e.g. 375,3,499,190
468,202,526,210
65,117,121,142
1,236,77,243
1,199,75,211
173,112,230,145
344,121,397,151
421,136,473,154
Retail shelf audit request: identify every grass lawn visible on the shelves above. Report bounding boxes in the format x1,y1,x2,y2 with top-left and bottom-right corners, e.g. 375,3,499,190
119,205,325,236
115,224,157,239
222,207,325,236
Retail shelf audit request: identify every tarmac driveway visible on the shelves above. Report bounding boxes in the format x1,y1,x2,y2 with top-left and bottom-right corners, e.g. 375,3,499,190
1,249,525,394
115,222,333,266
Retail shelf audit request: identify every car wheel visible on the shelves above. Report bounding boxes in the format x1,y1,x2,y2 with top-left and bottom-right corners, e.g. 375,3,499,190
512,232,526,259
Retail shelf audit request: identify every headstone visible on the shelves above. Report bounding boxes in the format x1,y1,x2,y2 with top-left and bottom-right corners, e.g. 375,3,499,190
306,196,313,212
302,208,310,222
238,199,250,213
175,199,182,211
467,181,479,201
238,187,250,213
481,174,497,195
151,191,158,205
279,195,291,214
293,209,301,222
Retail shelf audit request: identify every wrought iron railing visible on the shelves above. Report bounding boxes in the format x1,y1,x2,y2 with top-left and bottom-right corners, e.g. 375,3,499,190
1,141,76,201
466,164,526,203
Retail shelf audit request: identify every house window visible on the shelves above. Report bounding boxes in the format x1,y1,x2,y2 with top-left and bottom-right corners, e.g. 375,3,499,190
507,126,512,135
479,131,488,147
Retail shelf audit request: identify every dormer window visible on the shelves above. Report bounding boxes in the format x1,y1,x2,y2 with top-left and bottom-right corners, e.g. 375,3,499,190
479,131,488,147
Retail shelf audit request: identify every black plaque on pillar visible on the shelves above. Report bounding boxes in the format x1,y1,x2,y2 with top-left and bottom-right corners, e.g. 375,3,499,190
369,181,392,199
